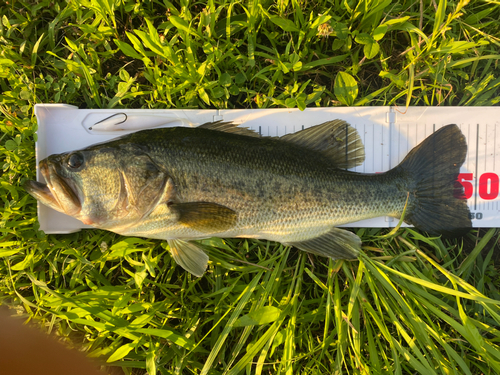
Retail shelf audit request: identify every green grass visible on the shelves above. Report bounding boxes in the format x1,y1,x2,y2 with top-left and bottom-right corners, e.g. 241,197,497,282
2,0,500,374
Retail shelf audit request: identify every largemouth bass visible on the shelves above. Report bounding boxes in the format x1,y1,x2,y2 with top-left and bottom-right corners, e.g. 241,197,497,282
25,120,471,276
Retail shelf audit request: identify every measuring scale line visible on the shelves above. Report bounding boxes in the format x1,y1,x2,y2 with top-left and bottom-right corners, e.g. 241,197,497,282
475,124,479,211
345,123,349,170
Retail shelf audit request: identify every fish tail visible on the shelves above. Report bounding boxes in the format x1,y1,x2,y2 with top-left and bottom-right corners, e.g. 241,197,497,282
392,124,471,237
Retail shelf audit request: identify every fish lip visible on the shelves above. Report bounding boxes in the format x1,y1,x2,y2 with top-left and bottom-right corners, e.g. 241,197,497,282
23,179,54,201
24,160,63,212
47,159,83,216
39,159,51,185
39,159,58,201
25,158,82,216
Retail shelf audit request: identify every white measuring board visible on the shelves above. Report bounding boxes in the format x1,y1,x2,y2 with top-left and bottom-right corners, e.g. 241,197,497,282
34,104,500,234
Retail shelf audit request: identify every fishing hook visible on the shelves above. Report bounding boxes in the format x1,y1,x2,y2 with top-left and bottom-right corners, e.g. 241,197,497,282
88,113,128,130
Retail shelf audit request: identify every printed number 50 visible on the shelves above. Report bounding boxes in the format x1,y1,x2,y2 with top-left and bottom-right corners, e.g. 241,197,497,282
457,173,499,200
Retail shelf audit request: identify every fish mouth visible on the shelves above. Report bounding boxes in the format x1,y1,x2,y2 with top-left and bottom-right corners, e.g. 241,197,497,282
24,159,82,216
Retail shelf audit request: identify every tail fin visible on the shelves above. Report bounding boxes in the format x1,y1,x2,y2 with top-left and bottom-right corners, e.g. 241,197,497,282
394,124,471,237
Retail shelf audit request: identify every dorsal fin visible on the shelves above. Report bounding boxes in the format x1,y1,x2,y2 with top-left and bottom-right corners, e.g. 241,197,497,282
198,121,260,138
280,120,365,169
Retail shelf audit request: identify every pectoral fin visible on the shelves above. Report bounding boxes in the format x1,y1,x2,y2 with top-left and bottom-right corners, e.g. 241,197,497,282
170,202,237,233
167,239,209,277
284,227,361,259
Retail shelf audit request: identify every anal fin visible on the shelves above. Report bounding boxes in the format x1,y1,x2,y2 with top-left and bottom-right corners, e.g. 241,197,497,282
167,239,209,277
284,227,361,259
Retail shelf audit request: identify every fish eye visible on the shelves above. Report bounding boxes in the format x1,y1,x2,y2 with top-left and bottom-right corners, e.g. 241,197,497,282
67,153,84,169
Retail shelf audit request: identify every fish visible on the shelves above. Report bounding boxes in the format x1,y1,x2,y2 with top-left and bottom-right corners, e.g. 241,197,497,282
25,120,471,276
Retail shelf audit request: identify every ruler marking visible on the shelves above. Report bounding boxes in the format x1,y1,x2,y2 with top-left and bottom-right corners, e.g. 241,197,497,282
363,123,366,173
494,124,497,171
399,122,402,165
466,124,470,172
379,124,382,171
474,123,479,211
404,122,407,162
383,122,385,170
345,123,349,170
372,125,375,172
484,123,487,172
432,123,436,199
410,122,413,156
